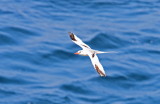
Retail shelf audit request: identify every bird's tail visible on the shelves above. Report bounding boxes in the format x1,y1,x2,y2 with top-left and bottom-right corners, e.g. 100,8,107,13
94,50,118,54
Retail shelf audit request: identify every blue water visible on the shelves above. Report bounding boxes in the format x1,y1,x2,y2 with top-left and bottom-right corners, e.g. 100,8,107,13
0,0,160,104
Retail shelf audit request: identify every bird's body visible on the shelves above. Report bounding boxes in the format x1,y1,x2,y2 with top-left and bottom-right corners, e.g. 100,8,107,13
75,50,110,56
69,32,115,77
74,50,88,56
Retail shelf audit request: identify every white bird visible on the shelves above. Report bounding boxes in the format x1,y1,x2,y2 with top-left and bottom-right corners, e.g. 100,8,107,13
69,32,115,77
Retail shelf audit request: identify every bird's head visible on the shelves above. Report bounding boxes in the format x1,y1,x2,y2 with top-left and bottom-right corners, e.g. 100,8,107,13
74,50,82,55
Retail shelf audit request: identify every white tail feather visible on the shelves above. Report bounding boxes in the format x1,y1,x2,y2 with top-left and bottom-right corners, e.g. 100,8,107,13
94,50,118,54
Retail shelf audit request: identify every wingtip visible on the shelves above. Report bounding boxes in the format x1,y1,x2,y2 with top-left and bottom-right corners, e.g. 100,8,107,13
95,64,106,77
68,32,76,41
99,72,106,77
101,74,107,77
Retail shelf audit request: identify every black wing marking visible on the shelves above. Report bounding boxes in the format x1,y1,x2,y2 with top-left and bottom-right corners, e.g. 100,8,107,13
95,64,106,77
68,32,91,49
69,32,77,41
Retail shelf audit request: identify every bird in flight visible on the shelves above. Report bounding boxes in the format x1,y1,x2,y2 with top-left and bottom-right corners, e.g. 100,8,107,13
69,32,115,77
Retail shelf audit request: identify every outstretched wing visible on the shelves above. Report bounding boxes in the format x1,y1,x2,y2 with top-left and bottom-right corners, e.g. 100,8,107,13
87,51,106,77
68,32,91,49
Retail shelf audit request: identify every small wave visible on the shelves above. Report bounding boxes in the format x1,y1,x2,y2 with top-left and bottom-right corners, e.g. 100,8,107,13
87,32,132,49
0,32,17,45
89,0,129,8
0,75,30,85
60,82,91,95
0,26,39,46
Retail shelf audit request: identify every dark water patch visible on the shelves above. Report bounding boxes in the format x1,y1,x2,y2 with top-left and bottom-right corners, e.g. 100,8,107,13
133,0,160,5
127,73,151,82
0,9,13,15
122,31,141,36
1,26,39,36
0,89,17,97
0,51,53,67
0,51,35,62
88,33,133,49
0,75,30,85
0,26,39,45
90,0,130,9
115,19,143,24
88,75,128,83
129,47,160,57
51,49,75,59
90,75,135,89
138,36,160,45
78,96,103,104
60,82,92,95
0,48,73,69
0,32,17,45
125,9,153,17
10,64,38,73
107,75,128,81
26,92,73,104
141,28,160,35
145,49,160,55
35,48,75,65
119,32,143,44
28,98,54,104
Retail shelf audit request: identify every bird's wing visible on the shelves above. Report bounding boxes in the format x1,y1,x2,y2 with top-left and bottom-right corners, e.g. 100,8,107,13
86,51,106,77
68,32,91,49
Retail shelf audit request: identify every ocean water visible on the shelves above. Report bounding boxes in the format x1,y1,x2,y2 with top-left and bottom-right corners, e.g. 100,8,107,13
0,0,160,104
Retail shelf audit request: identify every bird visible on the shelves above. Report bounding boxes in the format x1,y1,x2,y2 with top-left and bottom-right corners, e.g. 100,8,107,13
68,32,115,77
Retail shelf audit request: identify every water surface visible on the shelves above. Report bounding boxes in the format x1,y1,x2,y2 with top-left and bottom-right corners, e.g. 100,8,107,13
0,0,160,104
